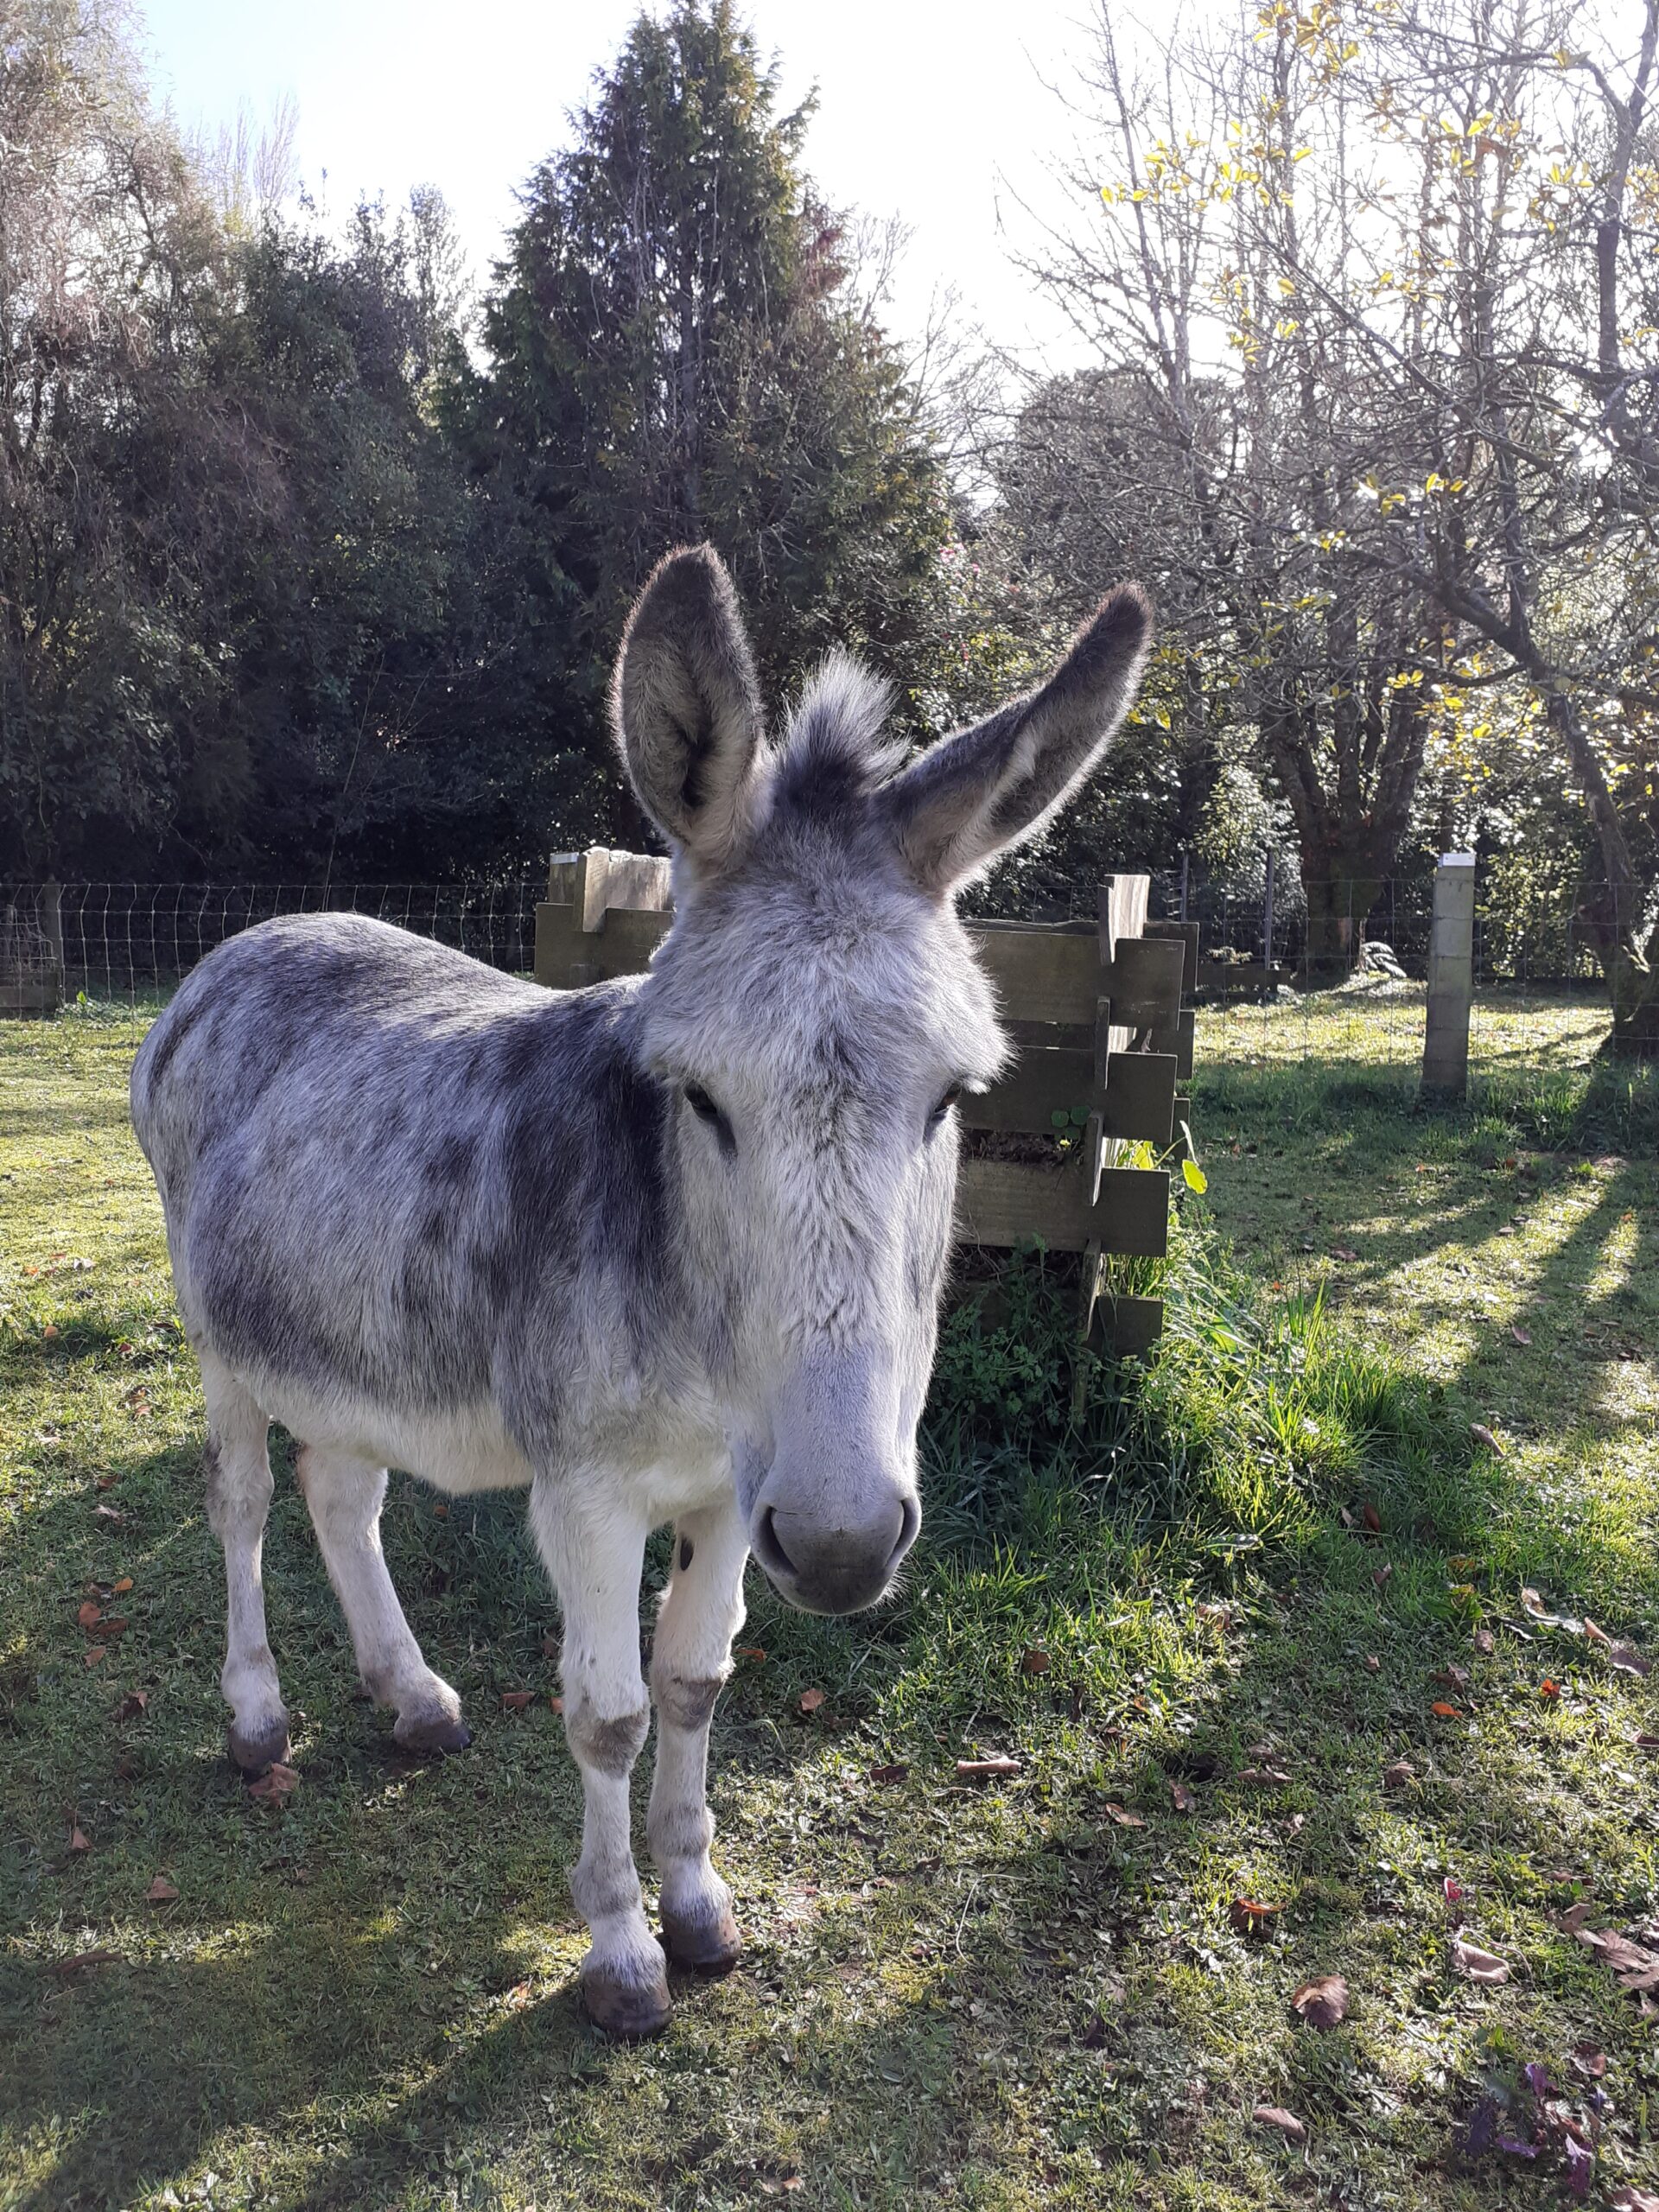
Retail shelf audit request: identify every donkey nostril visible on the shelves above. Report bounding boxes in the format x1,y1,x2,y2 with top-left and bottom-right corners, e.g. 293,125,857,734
887,1494,920,1572
755,1506,798,1579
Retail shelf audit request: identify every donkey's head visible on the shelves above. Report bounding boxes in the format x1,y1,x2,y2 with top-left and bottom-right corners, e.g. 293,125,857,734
614,547,1152,1614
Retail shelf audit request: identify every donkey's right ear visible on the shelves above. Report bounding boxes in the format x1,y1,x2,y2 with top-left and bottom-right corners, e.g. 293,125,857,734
611,545,768,873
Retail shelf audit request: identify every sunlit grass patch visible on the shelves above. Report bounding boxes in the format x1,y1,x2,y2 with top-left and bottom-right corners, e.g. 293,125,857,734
2,998,1656,2211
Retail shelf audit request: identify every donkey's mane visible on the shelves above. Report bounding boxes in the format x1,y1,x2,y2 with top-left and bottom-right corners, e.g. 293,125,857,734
769,649,906,823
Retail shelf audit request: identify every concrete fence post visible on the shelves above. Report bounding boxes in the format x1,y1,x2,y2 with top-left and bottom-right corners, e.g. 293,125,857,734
1421,852,1476,1096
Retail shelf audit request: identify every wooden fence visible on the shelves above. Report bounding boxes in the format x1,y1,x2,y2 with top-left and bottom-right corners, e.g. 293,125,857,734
535,849,1197,1357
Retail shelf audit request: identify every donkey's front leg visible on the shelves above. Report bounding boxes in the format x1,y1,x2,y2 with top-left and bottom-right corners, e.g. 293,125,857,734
530,1478,668,2037
650,1496,748,1974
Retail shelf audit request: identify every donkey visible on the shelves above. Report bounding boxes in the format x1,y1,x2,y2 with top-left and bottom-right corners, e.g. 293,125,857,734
130,546,1151,2036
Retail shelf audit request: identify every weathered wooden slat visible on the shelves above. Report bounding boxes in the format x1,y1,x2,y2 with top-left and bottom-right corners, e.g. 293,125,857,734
1098,874,1151,966
1100,1052,1177,1146
535,902,671,988
1173,1007,1196,1080
959,1050,1093,1134
1102,935,1185,1028
1144,918,1199,996
954,1157,1168,1255
963,923,1101,1027
1094,1294,1165,1357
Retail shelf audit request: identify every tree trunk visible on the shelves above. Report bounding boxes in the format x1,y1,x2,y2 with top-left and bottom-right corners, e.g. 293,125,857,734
1301,865,1385,982
1605,940,1659,1059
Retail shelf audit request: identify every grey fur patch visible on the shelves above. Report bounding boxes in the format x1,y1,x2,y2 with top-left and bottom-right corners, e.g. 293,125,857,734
568,1701,651,1777
654,1673,721,1733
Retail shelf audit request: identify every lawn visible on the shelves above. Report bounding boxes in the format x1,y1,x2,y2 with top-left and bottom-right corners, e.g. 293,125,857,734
2,993,1656,2212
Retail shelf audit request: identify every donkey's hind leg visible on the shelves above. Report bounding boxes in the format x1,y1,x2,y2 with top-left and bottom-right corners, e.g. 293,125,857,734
201,1351,290,1774
296,1446,470,1755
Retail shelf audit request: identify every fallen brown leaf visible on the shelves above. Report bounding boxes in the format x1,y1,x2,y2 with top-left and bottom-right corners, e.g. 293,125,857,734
68,1824,90,1854
1363,1653,1380,1673
1539,1678,1560,1700
1238,1764,1293,1786
956,1757,1020,1780
868,1762,909,1785
1253,2104,1307,2143
247,1762,299,1804
111,1576,132,1595
1169,1780,1198,1813
1568,2044,1606,2080
1473,1628,1496,1655
798,1688,825,1713
114,1690,148,1720
76,1600,102,1631
93,1503,124,1522
1291,1974,1347,2029
548,1694,563,1715
83,1646,106,1668
1382,1759,1415,1789
1332,1245,1359,1262
1372,1562,1394,1590
1431,1701,1463,1718
1609,1643,1651,1677
1284,1814,1306,1839
1510,1325,1531,1346
1559,1901,1597,1934
1230,1898,1282,1935
1433,1664,1471,1691
49,1947,120,1975
1575,1925,1659,1993
1470,1423,1503,1455
1451,1936,1509,1984
734,1645,766,1662
541,1634,558,1659
499,1689,533,1711
145,1875,178,1904
1020,1647,1052,1675
1362,1503,1382,1532
1102,1802,1146,1828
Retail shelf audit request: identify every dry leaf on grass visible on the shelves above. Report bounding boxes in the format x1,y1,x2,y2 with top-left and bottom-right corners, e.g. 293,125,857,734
1230,1898,1282,1936
1471,1423,1503,1455
76,1601,102,1631
1238,1764,1294,1786
1510,1324,1532,1346
1431,1701,1463,1718
1253,2104,1307,2142
1291,1974,1347,2029
1020,1647,1051,1675
1434,1664,1471,1691
1574,1925,1659,1993
1540,1678,1561,1700
83,1646,106,1668
112,1576,132,1595
68,1824,90,1854
548,1694,563,1714
499,1690,533,1712
1102,1802,1146,1828
956,1757,1020,1780
1451,1936,1510,1985
50,1947,120,1974
1474,1628,1496,1655
1607,2189,1659,2212
1569,2045,1606,2080
114,1690,148,1720
798,1688,825,1713
1559,1901,1597,1934
1363,1654,1380,1673
868,1762,909,1785
1372,1562,1394,1590
145,1876,178,1904
247,1762,298,1805
1382,1760,1416,1789
1169,1780,1198,1813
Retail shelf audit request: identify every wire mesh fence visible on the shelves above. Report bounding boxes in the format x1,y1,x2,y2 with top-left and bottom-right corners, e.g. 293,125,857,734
0,880,543,1008
0,867,1634,1086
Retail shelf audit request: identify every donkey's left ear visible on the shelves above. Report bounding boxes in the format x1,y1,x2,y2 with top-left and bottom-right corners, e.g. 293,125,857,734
612,544,768,873
879,583,1154,895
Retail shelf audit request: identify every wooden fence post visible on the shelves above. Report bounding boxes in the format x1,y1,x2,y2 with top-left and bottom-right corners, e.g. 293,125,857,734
1421,852,1476,1097
41,881,65,990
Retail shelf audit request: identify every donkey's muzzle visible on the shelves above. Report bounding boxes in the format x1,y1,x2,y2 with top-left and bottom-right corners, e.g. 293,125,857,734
749,1491,919,1616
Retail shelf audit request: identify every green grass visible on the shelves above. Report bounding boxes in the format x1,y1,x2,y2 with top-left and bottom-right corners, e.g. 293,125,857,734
2,993,1657,2211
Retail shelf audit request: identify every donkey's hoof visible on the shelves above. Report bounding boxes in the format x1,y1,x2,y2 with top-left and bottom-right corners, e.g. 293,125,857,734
662,1903,742,1976
393,1710,472,1757
582,1961,673,2039
228,1715,291,1776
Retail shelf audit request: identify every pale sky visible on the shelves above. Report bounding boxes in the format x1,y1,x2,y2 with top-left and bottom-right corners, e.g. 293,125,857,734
138,0,1108,370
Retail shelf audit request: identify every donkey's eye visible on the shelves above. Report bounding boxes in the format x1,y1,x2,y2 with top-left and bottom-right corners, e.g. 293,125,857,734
930,1085,963,1127
683,1083,721,1125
